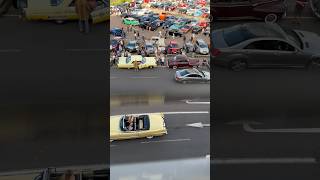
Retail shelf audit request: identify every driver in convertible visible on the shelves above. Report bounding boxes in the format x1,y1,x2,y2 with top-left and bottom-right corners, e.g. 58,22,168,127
126,115,136,131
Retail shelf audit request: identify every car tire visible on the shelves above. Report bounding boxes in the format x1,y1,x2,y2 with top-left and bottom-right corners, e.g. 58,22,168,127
149,66,153,69
55,20,65,24
146,136,153,139
265,13,278,23
193,65,197,68
173,66,177,69
230,60,247,72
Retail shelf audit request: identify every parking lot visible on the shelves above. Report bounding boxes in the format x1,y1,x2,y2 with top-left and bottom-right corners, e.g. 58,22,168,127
110,3,210,70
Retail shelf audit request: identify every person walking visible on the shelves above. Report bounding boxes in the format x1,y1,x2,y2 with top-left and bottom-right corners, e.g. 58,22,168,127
159,31,162,38
183,35,186,43
164,30,168,39
133,60,139,71
161,55,165,66
75,0,93,34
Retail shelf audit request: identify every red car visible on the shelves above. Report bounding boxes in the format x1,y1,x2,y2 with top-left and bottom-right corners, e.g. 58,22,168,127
165,41,182,54
198,21,209,28
168,55,200,69
212,0,287,22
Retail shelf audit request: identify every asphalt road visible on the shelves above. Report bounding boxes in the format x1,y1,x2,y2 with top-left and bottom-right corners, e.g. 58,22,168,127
0,16,108,172
110,67,210,100
110,102,210,164
213,5,320,179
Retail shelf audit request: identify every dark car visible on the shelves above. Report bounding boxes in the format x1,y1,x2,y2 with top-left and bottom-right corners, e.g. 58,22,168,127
212,23,320,71
162,20,175,29
310,0,320,18
165,40,182,54
175,68,210,83
212,0,287,23
168,29,183,37
192,26,202,34
111,27,124,37
125,40,140,53
168,55,200,69
111,39,120,51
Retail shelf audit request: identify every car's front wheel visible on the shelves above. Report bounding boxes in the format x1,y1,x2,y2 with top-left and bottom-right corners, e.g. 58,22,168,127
173,65,177,69
230,60,247,72
146,136,153,139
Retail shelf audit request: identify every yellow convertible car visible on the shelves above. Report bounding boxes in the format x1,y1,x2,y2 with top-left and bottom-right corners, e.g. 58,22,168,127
117,55,157,69
21,0,109,24
110,113,168,141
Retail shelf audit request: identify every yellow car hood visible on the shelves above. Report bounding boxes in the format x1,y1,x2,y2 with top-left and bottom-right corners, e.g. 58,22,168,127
110,115,122,135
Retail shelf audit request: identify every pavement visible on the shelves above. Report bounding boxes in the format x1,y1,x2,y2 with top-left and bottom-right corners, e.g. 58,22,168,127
0,16,108,172
213,2,320,178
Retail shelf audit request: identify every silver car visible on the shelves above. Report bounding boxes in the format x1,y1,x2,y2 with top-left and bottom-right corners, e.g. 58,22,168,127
175,68,210,84
145,42,155,55
212,23,320,71
195,39,209,55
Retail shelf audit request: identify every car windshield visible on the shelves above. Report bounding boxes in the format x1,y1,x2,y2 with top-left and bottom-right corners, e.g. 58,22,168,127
223,26,256,46
199,43,207,48
126,57,131,64
179,70,190,76
111,40,117,45
128,42,136,47
281,26,303,49
146,45,153,49
171,43,178,48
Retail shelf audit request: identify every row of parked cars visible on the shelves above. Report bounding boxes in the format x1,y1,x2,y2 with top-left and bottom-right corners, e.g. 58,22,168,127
111,28,209,55
121,10,209,34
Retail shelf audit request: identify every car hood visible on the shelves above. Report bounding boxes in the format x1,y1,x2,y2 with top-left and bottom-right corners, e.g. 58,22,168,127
212,29,228,48
118,57,127,64
144,57,157,64
294,30,320,54
148,113,165,131
203,71,210,79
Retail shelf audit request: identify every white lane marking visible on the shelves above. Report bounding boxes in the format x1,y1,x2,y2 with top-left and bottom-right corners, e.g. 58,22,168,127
141,138,191,144
110,145,118,147
186,122,210,128
65,49,106,52
227,121,320,133
0,49,22,53
213,157,317,164
129,76,159,79
185,100,210,105
110,76,119,79
111,111,209,116
0,164,107,176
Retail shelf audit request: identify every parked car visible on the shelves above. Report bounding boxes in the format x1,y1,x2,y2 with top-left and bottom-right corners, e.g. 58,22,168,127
145,42,156,56
123,17,140,25
125,40,140,52
195,39,209,55
212,23,320,71
180,24,193,33
165,40,182,54
111,27,124,37
183,41,195,53
192,25,202,34
168,29,183,37
168,55,200,69
175,68,210,83
212,0,287,23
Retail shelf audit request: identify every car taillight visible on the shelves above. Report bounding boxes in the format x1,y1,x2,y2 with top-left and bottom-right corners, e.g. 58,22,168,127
212,48,221,57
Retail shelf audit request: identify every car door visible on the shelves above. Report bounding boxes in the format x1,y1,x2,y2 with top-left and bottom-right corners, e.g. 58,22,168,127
270,40,307,67
187,74,202,82
181,59,190,68
243,40,285,67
